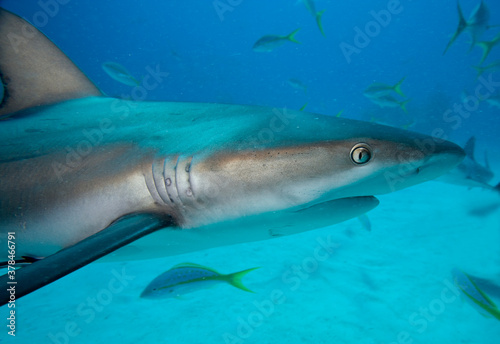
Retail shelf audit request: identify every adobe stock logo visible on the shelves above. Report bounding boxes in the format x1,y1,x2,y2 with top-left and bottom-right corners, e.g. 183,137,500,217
340,0,407,64
213,0,243,21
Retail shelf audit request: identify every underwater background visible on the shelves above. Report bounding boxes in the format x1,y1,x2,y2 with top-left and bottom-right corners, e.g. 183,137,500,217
1,0,500,343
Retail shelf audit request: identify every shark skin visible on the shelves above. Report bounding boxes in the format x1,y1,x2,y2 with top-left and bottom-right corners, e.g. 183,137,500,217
0,9,465,303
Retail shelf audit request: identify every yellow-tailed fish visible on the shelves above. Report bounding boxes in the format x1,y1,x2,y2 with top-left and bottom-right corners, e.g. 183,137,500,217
299,102,308,111
367,95,410,113
301,0,326,36
102,61,141,87
401,119,415,130
443,0,491,55
252,29,301,52
141,263,259,299
476,32,500,64
302,0,316,16
315,9,326,37
363,77,406,99
335,109,343,118
452,268,500,321
472,60,500,78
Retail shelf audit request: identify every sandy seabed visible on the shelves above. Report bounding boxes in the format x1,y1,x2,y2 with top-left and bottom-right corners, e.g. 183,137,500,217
3,175,500,344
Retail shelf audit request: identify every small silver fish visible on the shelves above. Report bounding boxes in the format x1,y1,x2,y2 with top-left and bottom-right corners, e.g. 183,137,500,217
253,29,301,52
288,78,307,94
141,263,259,299
102,61,140,87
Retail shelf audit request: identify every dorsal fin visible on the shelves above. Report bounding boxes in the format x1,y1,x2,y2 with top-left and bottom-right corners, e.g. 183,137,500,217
0,8,102,117
464,136,476,160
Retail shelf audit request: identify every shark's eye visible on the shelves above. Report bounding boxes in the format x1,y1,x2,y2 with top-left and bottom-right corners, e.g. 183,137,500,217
350,144,372,165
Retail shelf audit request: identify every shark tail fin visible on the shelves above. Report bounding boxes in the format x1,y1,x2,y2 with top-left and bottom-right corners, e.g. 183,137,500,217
443,1,468,55
0,9,102,117
393,77,406,98
225,267,260,293
286,28,302,44
316,10,326,37
399,99,410,113
464,136,476,160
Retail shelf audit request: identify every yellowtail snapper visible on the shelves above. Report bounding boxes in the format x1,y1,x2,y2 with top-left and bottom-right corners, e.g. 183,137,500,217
252,29,301,52
476,32,500,64
364,77,409,113
443,0,491,55
473,60,500,78
452,268,500,321
367,95,410,113
300,0,326,37
363,77,406,99
141,263,259,299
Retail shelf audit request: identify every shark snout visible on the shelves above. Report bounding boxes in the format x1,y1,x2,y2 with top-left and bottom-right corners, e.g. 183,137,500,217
417,140,465,180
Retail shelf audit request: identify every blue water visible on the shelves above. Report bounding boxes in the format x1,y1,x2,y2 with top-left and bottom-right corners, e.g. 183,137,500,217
1,0,500,343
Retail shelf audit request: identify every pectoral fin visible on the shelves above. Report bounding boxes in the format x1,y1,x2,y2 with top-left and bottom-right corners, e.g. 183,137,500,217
0,214,169,306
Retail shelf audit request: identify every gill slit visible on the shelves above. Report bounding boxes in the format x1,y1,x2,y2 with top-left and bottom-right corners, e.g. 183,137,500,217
174,155,183,206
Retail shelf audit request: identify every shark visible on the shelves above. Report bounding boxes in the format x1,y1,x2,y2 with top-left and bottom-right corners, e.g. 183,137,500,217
0,8,465,305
